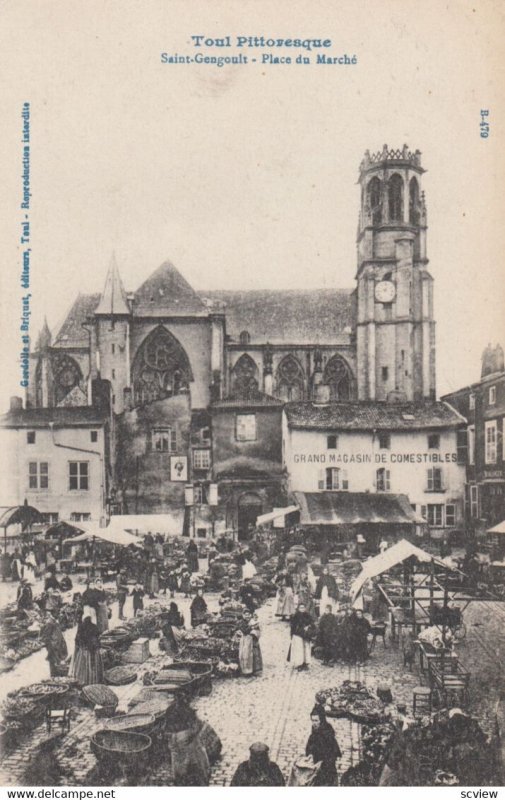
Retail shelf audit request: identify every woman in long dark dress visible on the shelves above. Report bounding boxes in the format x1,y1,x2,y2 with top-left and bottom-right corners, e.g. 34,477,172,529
186,541,199,573
40,612,68,676
160,602,185,654
70,613,104,686
305,704,342,786
190,588,208,627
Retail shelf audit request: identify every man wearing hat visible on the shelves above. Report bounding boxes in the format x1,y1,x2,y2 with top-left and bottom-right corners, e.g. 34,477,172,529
230,742,285,786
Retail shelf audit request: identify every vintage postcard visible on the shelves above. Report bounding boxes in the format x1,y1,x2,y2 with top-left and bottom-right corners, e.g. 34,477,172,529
0,0,504,791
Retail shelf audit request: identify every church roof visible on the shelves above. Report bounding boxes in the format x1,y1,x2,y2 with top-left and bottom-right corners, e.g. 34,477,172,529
50,262,356,348
95,254,130,315
53,293,101,347
133,261,207,316
204,288,355,344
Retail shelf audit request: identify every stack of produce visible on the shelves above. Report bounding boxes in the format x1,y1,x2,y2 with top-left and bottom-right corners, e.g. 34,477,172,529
361,721,398,782
315,681,386,723
383,711,493,786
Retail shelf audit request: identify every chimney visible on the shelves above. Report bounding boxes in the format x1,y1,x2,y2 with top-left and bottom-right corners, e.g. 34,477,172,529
10,396,23,411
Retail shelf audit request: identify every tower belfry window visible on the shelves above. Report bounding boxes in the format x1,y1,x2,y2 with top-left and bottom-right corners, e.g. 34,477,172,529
409,177,420,224
367,176,382,225
388,174,404,221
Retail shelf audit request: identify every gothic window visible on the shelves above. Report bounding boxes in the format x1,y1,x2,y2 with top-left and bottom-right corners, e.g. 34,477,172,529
51,354,82,404
276,354,305,402
132,326,192,407
231,354,259,399
409,177,420,224
367,176,382,225
323,355,352,401
388,173,404,221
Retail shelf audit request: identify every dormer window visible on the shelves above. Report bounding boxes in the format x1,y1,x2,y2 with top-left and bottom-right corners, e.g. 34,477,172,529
239,330,251,346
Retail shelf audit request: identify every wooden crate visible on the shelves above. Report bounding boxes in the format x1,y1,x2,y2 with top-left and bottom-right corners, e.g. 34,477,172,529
122,638,151,664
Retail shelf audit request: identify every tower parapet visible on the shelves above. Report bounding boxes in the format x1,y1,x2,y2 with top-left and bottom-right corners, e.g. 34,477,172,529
355,145,435,403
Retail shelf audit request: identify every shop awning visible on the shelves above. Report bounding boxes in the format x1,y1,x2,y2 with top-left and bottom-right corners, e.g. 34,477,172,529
293,491,425,526
487,520,505,535
350,538,456,602
256,505,300,526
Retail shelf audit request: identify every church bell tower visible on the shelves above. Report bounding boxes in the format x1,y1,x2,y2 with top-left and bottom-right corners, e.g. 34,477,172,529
355,145,436,402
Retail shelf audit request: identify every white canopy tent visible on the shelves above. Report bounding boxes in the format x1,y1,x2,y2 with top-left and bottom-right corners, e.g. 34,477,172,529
63,526,143,547
350,538,456,605
256,505,299,526
107,512,184,537
487,520,505,535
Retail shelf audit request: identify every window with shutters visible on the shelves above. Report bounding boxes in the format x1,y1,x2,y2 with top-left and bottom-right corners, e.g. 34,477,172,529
152,427,177,453
427,504,443,527
485,420,497,464
376,468,391,492
445,504,456,527
469,393,475,410
456,428,468,464
427,467,443,492
28,461,48,490
470,485,479,518
193,486,203,504
489,385,496,405
467,425,475,465
325,467,348,491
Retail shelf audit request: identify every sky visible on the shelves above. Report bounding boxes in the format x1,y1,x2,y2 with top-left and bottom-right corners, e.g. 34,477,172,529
0,0,504,409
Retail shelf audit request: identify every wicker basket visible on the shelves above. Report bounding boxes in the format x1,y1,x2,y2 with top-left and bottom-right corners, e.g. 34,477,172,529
83,683,118,710
103,713,157,735
104,666,138,686
163,661,213,697
90,729,152,770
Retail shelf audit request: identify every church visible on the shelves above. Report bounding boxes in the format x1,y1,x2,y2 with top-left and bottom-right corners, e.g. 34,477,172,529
1,145,465,539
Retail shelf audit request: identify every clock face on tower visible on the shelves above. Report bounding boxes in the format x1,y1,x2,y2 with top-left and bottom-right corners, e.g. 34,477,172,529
375,280,396,304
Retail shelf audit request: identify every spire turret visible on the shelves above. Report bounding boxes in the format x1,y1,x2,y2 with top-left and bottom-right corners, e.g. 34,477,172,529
95,253,130,316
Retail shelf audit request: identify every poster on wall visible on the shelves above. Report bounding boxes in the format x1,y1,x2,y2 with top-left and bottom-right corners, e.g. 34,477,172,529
170,455,188,482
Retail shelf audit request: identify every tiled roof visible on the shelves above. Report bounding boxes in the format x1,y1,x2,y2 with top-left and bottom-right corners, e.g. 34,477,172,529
0,406,107,428
204,288,355,344
212,392,283,410
134,261,207,316
53,293,101,347
284,401,466,431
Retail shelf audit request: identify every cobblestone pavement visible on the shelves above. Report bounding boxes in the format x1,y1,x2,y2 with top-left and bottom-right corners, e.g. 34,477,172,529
1,591,503,786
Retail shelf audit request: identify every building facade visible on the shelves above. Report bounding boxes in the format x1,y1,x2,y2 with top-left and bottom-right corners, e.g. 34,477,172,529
283,401,467,537
0,145,449,536
0,399,109,525
443,344,505,530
